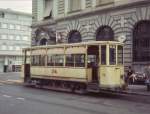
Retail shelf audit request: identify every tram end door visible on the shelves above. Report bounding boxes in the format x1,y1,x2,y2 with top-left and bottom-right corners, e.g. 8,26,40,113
22,50,31,83
87,45,99,83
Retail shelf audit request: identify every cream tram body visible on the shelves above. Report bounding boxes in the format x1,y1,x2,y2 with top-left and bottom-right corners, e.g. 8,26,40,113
22,41,125,92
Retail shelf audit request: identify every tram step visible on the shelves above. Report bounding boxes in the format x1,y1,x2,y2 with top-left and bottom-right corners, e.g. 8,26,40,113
87,83,100,92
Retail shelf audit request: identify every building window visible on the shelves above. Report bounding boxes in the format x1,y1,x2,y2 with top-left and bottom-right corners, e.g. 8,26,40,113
23,36,29,41
9,24,15,29
9,35,14,40
133,20,150,62
69,0,81,12
86,0,92,8
1,23,7,29
57,0,65,14
9,46,13,50
0,12,5,18
16,25,21,30
1,34,7,39
40,38,48,45
96,0,114,6
96,26,114,41
16,35,21,40
68,30,82,43
16,46,20,50
43,0,53,19
1,45,7,50
21,26,28,31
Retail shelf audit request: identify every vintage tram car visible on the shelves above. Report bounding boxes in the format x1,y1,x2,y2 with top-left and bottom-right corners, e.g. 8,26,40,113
22,41,125,93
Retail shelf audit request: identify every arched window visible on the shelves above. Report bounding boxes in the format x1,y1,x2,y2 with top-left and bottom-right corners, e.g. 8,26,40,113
40,38,48,45
68,30,82,43
133,20,150,62
96,26,114,41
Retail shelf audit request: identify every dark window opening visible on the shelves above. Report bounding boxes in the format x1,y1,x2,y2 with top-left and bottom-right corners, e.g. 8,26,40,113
40,38,48,45
101,45,106,65
31,55,45,66
68,30,82,43
109,46,116,65
133,20,150,62
96,26,114,41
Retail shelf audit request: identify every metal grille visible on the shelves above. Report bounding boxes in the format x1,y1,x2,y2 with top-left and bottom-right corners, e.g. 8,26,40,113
133,21,150,62
96,26,114,41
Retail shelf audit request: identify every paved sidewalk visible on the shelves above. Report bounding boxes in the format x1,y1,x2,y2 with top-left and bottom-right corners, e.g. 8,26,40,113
125,85,150,96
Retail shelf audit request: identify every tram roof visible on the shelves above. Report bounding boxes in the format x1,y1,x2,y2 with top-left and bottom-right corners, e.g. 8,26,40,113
23,41,123,51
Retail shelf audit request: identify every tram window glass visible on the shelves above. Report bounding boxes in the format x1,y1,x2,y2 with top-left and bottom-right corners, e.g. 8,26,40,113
31,55,39,66
101,45,106,65
66,54,74,67
55,55,64,66
31,56,35,66
47,55,55,66
87,55,97,67
118,46,123,64
75,54,85,67
109,46,116,65
40,55,46,66
31,55,45,66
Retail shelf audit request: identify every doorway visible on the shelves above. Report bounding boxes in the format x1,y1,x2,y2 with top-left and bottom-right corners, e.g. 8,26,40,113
87,45,99,83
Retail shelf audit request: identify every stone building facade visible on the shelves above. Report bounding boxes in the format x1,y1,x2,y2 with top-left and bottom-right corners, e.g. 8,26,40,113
0,9,32,72
32,0,150,72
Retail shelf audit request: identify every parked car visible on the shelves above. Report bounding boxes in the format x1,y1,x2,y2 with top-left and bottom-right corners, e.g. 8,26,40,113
129,72,146,85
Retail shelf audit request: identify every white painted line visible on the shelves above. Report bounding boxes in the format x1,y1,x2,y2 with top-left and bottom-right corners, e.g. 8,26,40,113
16,97,25,101
3,95,12,98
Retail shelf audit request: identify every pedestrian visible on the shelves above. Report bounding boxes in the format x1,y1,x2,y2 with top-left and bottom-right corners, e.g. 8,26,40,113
144,64,150,91
125,66,134,87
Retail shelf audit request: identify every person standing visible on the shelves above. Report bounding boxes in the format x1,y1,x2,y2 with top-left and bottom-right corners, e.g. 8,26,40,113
144,64,150,91
126,66,134,85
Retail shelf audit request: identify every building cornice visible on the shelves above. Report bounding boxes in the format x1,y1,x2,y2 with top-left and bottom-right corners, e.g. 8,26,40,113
0,8,32,17
31,19,56,28
31,0,150,27
55,0,150,22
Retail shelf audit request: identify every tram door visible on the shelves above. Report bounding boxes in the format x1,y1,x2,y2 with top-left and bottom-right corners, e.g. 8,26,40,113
23,50,30,83
87,46,99,83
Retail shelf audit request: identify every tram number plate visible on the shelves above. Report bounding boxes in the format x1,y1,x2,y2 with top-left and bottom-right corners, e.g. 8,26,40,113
52,69,57,74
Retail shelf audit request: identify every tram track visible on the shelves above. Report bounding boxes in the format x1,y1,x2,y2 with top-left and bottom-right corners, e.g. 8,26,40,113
1,79,150,104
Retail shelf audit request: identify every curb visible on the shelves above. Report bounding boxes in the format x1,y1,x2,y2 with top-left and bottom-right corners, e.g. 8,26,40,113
121,90,150,96
0,80,23,86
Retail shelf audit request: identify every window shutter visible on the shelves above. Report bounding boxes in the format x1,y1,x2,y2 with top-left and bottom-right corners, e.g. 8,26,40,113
43,0,53,18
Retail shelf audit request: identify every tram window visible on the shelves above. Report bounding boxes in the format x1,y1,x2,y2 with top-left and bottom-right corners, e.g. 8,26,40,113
55,55,64,66
87,55,97,67
40,55,46,66
31,56,35,66
31,55,39,66
75,54,85,67
47,55,55,66
109,46,116,65
66,55,74,67
31,55,45,66
118,46,123,64
101,45,106,65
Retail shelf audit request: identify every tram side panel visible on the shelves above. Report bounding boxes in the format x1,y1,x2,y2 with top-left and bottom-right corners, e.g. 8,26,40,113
30,67,88,82
99,66,124,89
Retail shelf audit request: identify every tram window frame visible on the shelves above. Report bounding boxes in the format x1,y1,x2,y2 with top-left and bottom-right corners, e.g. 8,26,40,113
109,45,116,65
31,55,46,66
87,55,97,67
74,54,85,67
117,45,123,65
66,54,85,67
47,54,64,66
101,45,106,65
54,55,64,66
66,54,74,67
47,55,55,66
